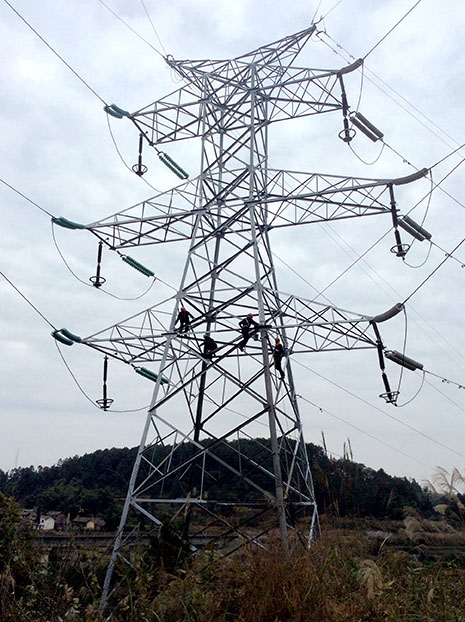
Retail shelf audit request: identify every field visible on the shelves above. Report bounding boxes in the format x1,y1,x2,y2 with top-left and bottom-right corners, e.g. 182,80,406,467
1,511,465,621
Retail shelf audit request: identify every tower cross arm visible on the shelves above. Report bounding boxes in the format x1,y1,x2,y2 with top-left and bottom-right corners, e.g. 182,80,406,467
254,169,428,229
129,83,205,145
130,67,352,143
264,290,377,354
84,169,252,249
129,53,362,143
257,61,363,123
87,207,200,249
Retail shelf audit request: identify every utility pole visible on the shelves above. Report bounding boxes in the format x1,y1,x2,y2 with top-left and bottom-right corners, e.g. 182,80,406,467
61,26,427,609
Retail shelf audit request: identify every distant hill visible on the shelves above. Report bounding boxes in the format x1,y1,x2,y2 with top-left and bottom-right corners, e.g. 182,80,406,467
0,441,432,529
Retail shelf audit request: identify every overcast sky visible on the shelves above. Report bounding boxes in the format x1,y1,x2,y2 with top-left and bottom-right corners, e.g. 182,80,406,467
0,0,464,487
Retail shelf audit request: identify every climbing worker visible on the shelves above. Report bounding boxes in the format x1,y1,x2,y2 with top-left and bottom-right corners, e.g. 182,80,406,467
238,313,260,351
203,333,217,360
176,306,193,333
273,337,285,380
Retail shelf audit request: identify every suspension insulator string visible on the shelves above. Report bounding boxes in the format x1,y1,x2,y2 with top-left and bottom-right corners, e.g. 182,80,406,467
371,322,398,405
132,133,148,176
90,241,106,288
97,356,114,410
337,75,355,144
388,184,410,258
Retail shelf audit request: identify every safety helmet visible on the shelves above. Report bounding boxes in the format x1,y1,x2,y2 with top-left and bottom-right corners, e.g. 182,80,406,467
248,313,254,317
275,337,280,343
181,307,185,311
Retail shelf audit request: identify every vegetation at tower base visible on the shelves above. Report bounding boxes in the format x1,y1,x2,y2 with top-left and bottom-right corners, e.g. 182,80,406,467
0,491,465,621
0,464,464,620
0,440,437,526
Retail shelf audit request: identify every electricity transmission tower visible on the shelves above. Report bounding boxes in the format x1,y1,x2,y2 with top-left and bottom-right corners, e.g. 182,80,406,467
56,26,427,607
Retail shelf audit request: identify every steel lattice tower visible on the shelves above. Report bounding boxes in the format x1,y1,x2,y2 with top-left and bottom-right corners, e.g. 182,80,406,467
66,26,427,607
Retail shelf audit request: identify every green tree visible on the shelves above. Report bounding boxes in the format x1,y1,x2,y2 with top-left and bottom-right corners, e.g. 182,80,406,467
0,492,21,573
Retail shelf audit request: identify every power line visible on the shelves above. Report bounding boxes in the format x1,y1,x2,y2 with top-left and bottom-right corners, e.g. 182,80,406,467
0,176,168,298
0,176,163,300
105,115,163,194
275,212,465,373
1,258,162,413
348,140,385,166
317,0,345,23
430,240,465,269
403,238,464,305
140,0,167,55
96,0,165,58
51,222,158,301
272,249,335,306
314,27,465,222
314,158,465,302
55,342,151,413
423,376,465,414
311,0,325,24
363,0,424,60
3,0,107,104
54,342,99,408
395,371,426,408
428,157,465,214
297,394,433,469
316,30,465,159
0,178,53,217
431,142,465,170
293,358,465,460
424,370,465,391
0,270,56,329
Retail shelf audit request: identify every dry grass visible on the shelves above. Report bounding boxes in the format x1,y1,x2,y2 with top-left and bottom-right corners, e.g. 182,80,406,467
358,559,383,599
108,529,465,622
2,524,465,621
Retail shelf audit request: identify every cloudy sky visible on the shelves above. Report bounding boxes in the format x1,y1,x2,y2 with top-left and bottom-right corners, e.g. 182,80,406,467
1,0,464,486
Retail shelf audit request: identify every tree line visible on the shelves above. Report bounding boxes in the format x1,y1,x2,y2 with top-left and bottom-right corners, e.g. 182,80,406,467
0,440,433,529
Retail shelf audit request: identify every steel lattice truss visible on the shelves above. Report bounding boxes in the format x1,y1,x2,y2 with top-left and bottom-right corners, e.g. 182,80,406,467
87,170,398,248
88,26,427,607
84,292,375,365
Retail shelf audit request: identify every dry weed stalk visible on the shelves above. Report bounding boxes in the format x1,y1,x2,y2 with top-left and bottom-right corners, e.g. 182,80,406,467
425,466,465,498
433,503,449,516
357,559,383,600
403,516,424,543
426,586,435,606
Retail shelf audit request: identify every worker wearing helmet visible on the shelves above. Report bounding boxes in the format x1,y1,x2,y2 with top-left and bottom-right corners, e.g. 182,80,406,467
176,305,193,333
273,337,285,380
203,333,217,360
238,313,260,351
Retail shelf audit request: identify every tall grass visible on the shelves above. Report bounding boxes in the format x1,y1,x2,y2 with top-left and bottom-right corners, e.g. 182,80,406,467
1,522,465,620
109,528,465,622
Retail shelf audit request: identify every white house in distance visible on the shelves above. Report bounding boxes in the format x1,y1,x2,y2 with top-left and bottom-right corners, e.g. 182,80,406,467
38,515,55,531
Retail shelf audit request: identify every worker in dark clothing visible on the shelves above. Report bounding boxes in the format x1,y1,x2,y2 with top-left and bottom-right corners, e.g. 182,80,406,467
273,337,285,380
203,333,217,360
176,306,193,333
238,313,260,351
